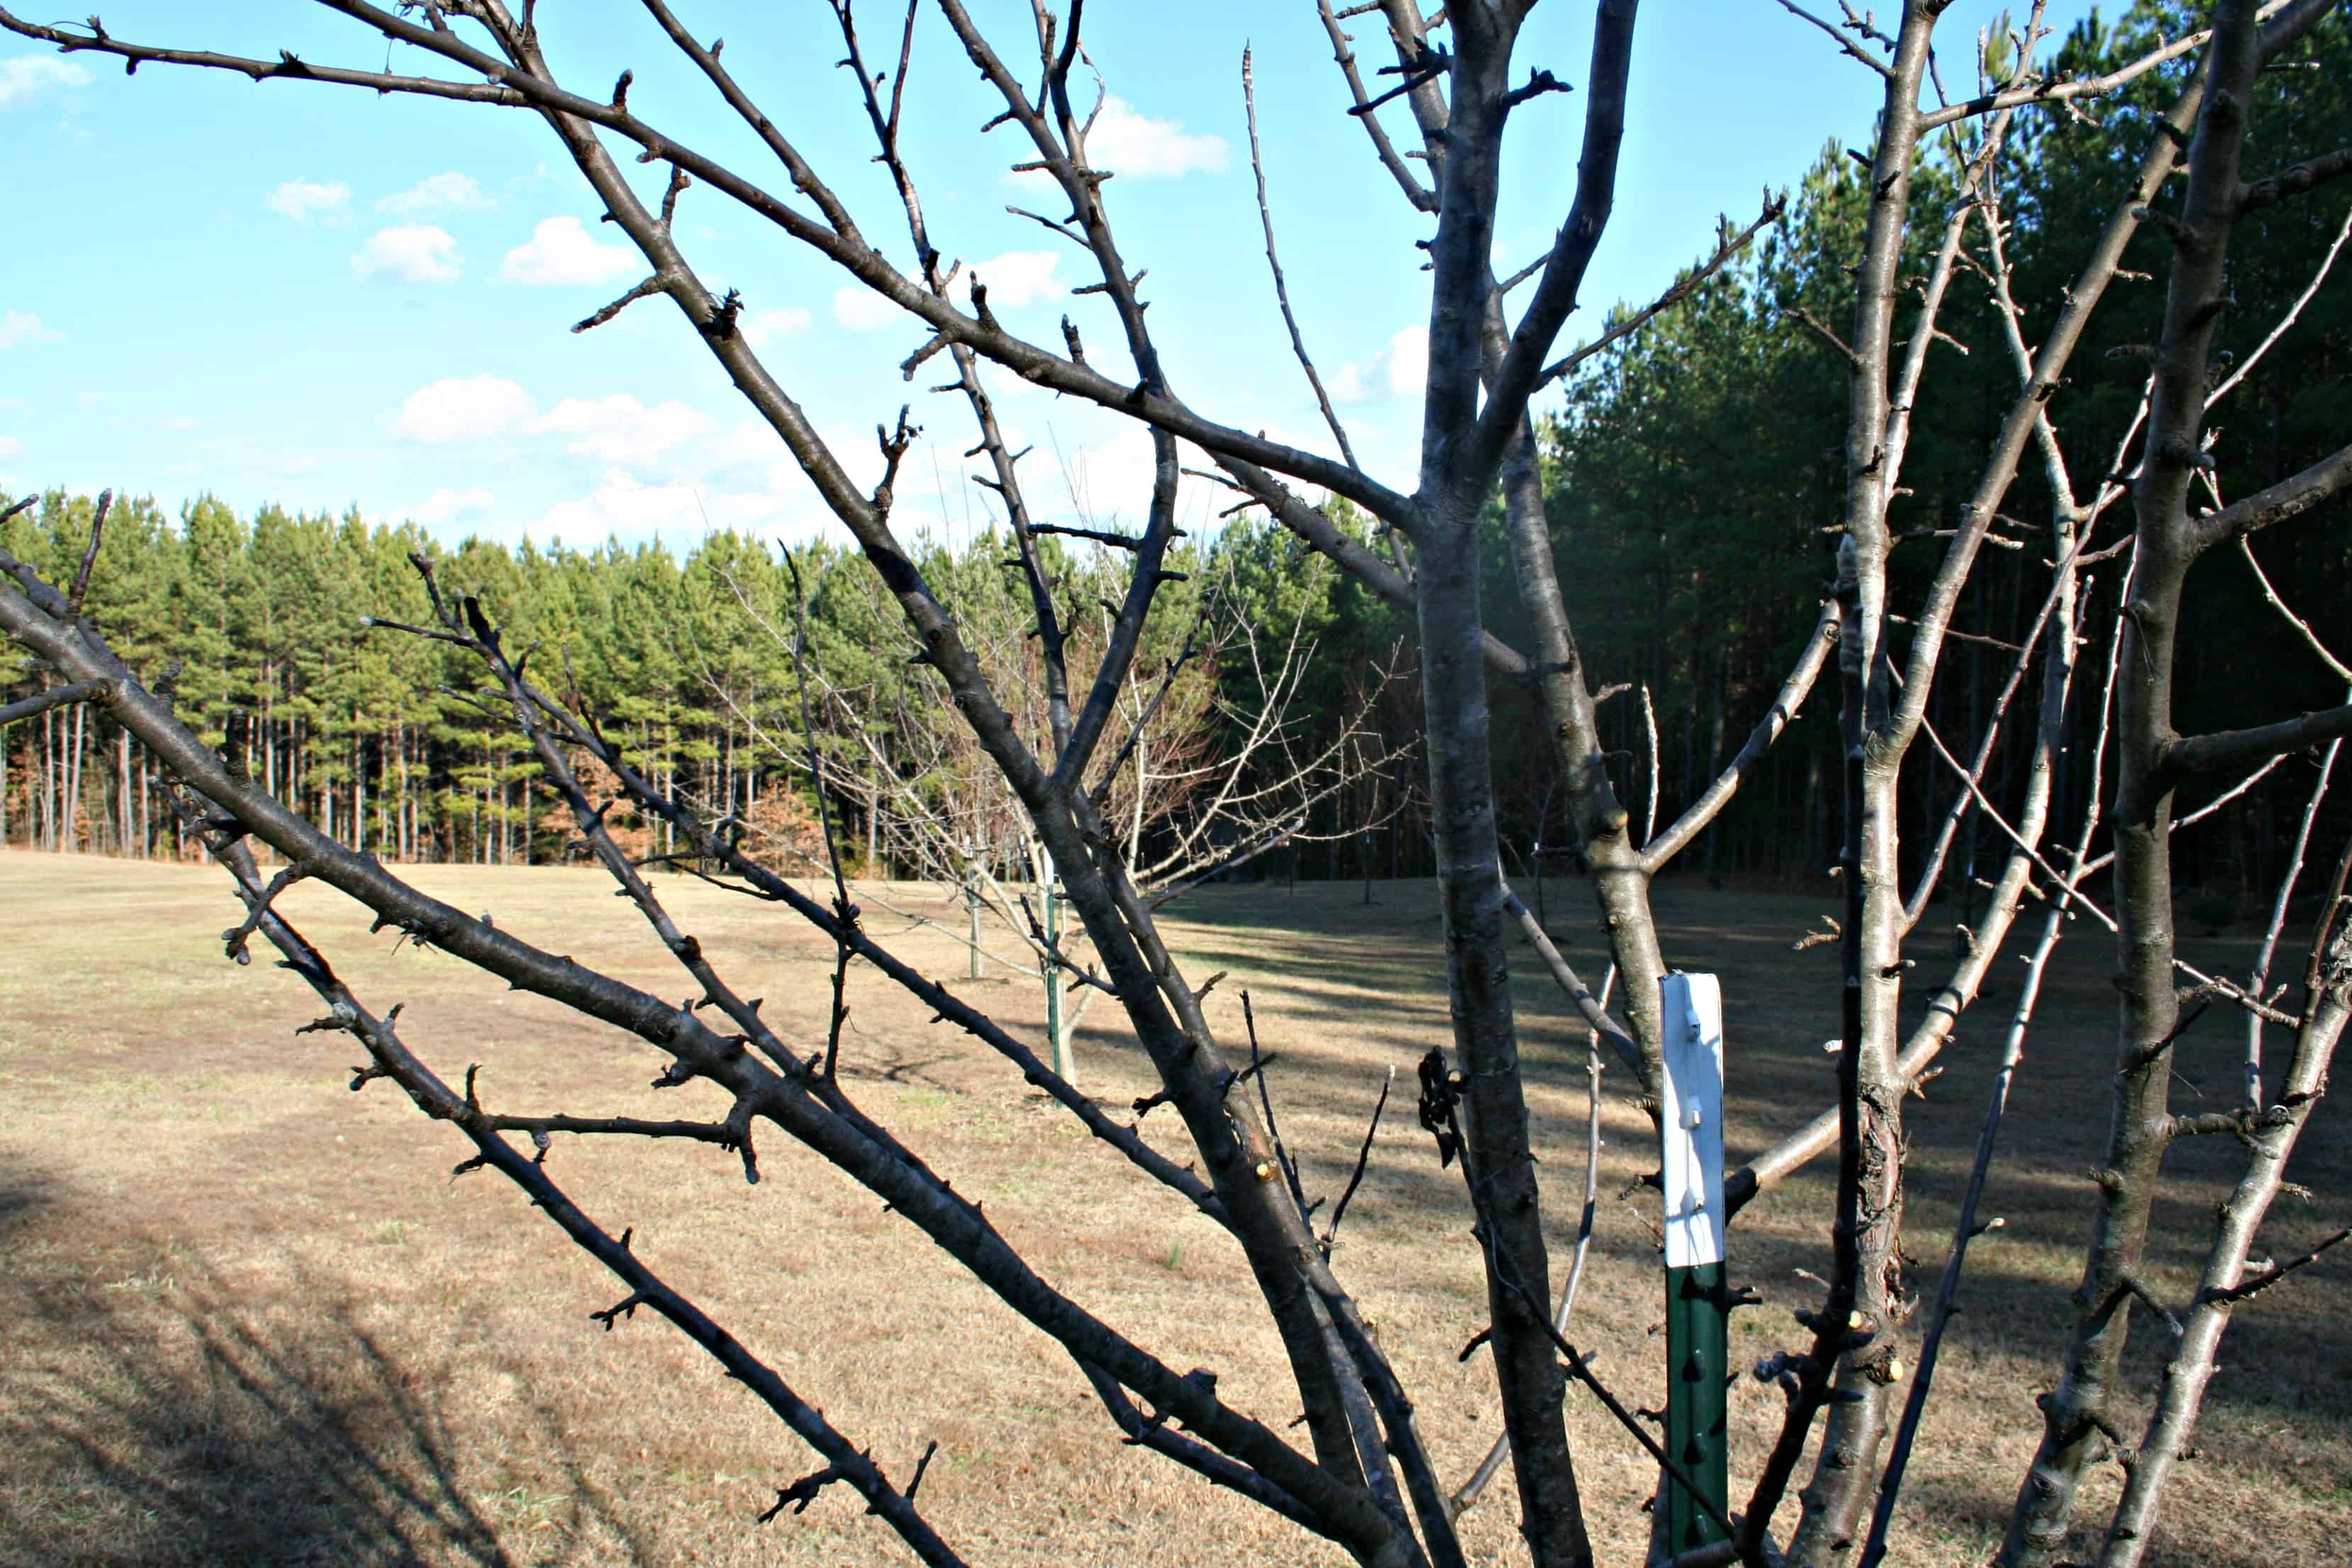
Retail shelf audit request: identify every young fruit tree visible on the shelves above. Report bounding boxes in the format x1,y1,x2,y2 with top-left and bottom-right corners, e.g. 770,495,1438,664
751,537,1406,1082
4,3,2351,1567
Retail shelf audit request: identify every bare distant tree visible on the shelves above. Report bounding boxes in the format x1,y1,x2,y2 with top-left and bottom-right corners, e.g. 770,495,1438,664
707,539,1405,1078
5,4,2351,1567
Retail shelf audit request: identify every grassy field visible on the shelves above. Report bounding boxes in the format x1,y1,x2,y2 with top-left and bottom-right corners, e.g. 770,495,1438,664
1,852,2343,1567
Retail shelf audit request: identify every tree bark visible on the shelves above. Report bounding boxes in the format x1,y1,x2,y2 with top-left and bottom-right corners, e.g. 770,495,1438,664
2000,5,2268,1559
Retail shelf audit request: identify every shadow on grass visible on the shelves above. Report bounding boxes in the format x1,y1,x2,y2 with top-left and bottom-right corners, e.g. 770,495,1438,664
0,1168,650,1568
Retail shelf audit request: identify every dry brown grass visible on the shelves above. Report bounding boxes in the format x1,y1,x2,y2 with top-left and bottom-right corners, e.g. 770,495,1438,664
1,853,2343,1567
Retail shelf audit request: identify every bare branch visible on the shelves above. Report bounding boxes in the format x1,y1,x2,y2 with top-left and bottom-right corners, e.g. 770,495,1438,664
1916,11,2254,129
64,488,111,620
1501,889,1642,1073
1643,603,1837,871
2163,702,2352,777
573,274,666,334
1243,44,1360,471
162,804,968,1564
2229,536,2342,681
0,680,104,728
1768,0,1895,77
2208,199,2352,405
1458,0,1640,492
1321,1067,1394,1259
2236,144,2352,215
2193,438,2352,549
1314,0,1437,211
1539,194,1784,389
0,8,527,102
2201,1226,2351,1305
1781,302,1863,367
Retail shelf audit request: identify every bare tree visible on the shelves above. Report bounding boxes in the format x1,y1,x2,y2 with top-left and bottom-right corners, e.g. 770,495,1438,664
709,535,1406,1078
4,3,2351,1567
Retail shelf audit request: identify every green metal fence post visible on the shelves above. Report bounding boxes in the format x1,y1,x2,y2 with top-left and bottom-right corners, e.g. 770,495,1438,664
1660,971,1730,1552
1040,843,1071,1084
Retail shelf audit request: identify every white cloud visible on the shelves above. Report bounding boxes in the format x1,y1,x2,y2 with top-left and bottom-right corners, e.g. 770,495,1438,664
1053,418,1348,533
73,390,103,408
741,306,812,347
267,178,350,223
0,309,61,349
159,416,198,432
1329,324,1431,405
827,252,1057,336
954,250,1063,310
530,394,714,466
414,486,493,526
0,56,89,110
379,172,493,216
391,374,535,442
0,435,21,461
982,361,1043,400
352,224,461,284
390,378,719,478
500,215,636,286
697,421,856,537
707,419,788,467
1384,324,1429,398
534,469,710,545
831,286,901,332
1086,97,1229,177
1054,427,1205,527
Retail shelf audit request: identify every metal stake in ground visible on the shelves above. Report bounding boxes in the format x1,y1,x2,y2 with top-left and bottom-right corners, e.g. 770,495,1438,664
1029,838,1073,1085
1660,972,1730,1552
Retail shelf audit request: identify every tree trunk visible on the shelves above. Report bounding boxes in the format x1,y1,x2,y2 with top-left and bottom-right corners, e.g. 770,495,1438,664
2001,9,2262,1559
1415,485,1591,1567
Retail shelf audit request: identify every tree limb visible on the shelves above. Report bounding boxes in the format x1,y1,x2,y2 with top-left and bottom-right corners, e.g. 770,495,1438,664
2192,439,2352,550
2163,702,2352,777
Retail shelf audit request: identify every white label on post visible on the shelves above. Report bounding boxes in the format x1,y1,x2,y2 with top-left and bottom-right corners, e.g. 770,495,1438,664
1659,972,1727,1270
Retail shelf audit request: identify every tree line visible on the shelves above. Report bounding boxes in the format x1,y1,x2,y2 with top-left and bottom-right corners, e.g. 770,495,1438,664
0,490,1409,882
1506,0,2351,905
6,4,2346,911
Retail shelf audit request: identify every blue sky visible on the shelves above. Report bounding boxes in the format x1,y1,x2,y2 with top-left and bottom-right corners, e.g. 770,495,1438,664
0,0,2100,554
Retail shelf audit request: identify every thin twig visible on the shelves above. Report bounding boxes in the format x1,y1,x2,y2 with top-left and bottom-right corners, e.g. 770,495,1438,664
65,488,112,620
1320,1066,1393,1259
2202,1226,2351,1305
1243,44,1359,471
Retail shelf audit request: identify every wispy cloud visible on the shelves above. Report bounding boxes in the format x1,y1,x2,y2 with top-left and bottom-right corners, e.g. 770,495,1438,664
500,216,636,286
741,306,812,347
352,224,461,284
414,486,493,526
379,172,493,217
1329,325,1430,404
831,286,901,333
533,469,710,546
0,55,88,110
391,374,534,442
530,394,714,466
0,310,62,349
1383,324,1428,398
1009,96,1228,189
1084,96,1230,177
953,250,1063,309
827,250,1062,335
267,178,351,223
